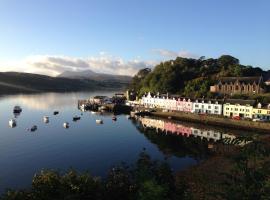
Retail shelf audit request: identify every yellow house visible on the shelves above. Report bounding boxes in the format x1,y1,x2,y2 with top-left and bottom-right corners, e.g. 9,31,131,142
223,99,255,119
252,103,270,120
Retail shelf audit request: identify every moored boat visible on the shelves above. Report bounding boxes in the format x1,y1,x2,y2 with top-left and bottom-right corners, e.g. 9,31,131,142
13,106,22,113
53,111,59,115
43,116,49,123
96,119,103,124
112,115,117,121
9,119,17,128
30,125,37,132
73,115,81,121
63,122,69,129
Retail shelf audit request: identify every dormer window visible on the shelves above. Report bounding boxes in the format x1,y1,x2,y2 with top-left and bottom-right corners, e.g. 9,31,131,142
258,103,262,109
268,104,270,109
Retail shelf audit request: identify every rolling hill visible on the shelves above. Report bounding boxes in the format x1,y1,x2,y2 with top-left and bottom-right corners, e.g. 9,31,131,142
0,72,130,95
58,70,132,83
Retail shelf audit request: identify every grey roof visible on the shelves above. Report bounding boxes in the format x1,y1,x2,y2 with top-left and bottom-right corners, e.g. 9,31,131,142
224,99,256,106
218,76,262,85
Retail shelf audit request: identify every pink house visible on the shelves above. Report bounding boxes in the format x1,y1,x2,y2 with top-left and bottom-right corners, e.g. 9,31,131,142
176,98,193,112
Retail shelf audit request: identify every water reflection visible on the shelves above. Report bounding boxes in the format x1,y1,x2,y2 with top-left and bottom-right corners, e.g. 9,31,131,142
131,116,244,159
1,91,113,111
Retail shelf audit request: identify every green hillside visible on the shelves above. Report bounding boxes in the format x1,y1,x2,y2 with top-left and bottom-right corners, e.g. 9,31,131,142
129,55,269,98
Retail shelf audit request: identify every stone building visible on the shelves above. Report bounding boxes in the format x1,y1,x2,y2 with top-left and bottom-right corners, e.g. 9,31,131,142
210,76,264,95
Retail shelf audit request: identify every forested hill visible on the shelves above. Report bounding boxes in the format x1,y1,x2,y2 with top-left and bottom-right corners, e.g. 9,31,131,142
0,72,128,95
129,55,269,97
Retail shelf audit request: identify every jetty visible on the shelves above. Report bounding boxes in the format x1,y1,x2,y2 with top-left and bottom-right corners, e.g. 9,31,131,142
78,94,132,114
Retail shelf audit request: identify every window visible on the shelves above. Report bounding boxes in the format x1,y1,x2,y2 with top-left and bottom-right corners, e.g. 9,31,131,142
226,108,229,110
235,108,238,111
258,110,262,114
236,85,239,90
215,106,219,109
195,105,199,108
208,106,211,109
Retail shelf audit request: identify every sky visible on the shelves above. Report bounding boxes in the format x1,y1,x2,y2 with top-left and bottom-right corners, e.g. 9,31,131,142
0,0,269,76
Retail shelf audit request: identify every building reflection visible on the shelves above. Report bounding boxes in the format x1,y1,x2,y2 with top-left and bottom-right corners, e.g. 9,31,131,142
138,116,237,143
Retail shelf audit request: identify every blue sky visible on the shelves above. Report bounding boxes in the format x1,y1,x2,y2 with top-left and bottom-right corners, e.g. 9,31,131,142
0,0,269,76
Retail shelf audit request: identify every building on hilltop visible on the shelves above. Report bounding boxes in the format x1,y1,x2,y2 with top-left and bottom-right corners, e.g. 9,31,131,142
210,76,264,95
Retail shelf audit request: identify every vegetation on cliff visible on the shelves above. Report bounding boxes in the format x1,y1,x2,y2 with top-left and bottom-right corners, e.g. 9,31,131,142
129,55,268,98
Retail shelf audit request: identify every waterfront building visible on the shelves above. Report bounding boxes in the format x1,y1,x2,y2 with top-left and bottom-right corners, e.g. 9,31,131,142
192,99,223,115
252,103,270,120
210,76,264,95
141,92,155,108
90,96,111,104
223,99,255,119
175,97,193,112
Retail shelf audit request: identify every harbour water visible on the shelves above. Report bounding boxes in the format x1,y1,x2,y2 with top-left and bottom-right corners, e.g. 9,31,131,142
0,91,247,192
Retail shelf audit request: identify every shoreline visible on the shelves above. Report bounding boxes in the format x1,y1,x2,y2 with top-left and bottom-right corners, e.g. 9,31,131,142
145,111,270,134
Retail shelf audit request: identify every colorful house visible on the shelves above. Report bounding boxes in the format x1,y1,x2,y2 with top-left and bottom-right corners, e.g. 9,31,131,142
175,97,193,112
223,99,255,119
192,99,223,115
252,103,270,120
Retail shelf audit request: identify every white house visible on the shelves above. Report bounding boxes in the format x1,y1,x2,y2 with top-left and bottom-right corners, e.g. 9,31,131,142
192,99,223,115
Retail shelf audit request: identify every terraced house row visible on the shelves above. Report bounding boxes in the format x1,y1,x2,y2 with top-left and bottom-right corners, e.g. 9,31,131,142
141,92,270,121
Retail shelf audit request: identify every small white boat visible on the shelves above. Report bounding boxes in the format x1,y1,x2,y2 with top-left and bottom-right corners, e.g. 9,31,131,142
13,106,22,113
43,116,49,123
9,119,17,127
96,119,103,124
112,116,117,121
30,125,37,132
80,104,86,111
63,122,69,129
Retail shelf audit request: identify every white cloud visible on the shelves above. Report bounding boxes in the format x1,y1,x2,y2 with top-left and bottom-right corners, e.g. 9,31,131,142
152,49,199,59
0,49,198,77
0,54,157,77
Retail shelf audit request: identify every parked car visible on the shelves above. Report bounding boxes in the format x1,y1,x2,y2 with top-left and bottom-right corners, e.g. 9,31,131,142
232,116,241,120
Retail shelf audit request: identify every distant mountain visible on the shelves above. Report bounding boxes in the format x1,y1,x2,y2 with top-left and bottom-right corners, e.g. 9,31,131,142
0,72,129,95
58,70,132,83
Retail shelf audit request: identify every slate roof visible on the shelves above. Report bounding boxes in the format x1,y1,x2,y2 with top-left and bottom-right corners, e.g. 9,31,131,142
224,99,256,106
218,76,263,85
